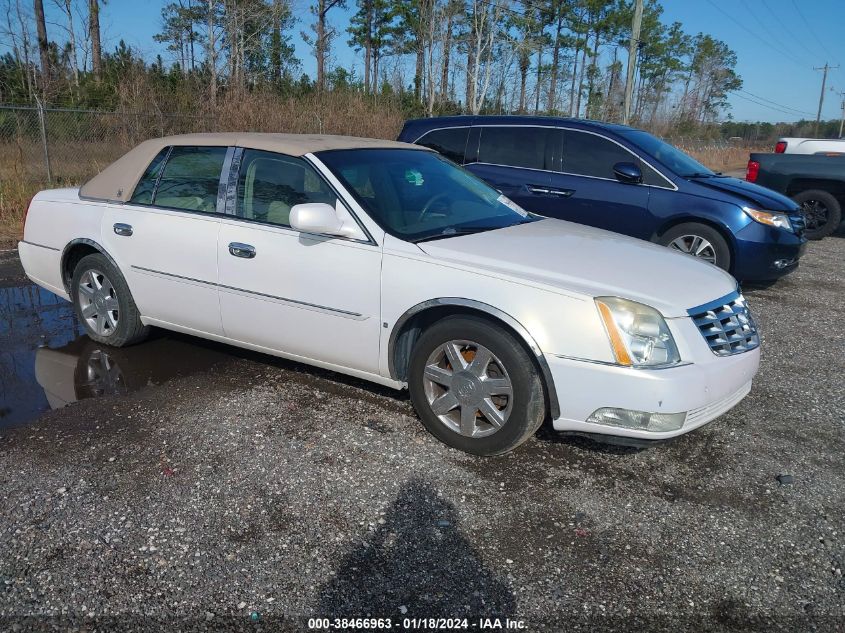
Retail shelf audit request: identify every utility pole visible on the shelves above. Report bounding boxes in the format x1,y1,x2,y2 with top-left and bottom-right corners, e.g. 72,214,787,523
623,0,643,125
814,63,839,136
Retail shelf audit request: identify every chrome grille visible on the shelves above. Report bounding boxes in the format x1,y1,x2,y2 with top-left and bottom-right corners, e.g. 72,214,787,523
688,292,759,356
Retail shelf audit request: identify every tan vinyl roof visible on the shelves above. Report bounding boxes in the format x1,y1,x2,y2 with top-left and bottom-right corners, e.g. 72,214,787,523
79,133,425,204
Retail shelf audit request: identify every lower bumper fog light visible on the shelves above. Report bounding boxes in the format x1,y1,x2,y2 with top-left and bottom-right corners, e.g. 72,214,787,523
586,407,687,432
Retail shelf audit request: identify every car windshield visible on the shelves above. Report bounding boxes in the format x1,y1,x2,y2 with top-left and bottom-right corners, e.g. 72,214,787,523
316,148,537,242
619,130,715,178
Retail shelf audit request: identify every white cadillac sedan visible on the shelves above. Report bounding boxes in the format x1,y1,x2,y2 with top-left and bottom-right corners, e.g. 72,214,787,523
19,133,761,455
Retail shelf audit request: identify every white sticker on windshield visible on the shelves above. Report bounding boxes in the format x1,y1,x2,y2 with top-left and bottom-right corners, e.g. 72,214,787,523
497,194,528,217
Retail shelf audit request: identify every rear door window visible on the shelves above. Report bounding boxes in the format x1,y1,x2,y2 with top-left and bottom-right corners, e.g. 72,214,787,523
477,126,554,171
562,130,636,179
415,127,469,164
236,149,337,227
152,146,227,213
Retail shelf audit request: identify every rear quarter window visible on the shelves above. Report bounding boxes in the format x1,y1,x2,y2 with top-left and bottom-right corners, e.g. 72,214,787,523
129,147,170,205
415,127,470,164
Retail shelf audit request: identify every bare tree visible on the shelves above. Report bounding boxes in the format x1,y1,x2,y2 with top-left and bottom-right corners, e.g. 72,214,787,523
88,0,102,79
33,0,50,91
465,0,506,114
206,0,218,105
309,0,346,91
53,0,80,87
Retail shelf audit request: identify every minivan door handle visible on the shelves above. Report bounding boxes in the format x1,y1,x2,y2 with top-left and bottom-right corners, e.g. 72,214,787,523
113,223,133,236
527,185,551,195
548,188,575,197
228,242,256,259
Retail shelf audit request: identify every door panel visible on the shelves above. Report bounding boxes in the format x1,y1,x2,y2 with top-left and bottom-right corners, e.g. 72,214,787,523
463,163,552,213
101,206,223,334
100,145,229,336
217,221,382,373
543,130,654,239
216,149,382,374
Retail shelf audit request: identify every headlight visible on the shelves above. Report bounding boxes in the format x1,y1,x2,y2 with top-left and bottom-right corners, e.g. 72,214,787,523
595,297,681,368
743,207,792,230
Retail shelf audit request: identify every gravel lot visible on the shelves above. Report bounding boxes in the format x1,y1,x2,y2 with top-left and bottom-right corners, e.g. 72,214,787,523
0,235,843,632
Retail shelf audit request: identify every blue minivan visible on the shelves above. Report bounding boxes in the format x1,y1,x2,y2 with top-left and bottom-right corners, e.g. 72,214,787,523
398,116,806,282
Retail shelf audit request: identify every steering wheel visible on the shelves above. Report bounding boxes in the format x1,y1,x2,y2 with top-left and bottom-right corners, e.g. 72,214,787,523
416,192,451,223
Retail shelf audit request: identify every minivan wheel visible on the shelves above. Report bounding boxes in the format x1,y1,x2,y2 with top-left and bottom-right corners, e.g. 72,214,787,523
659,223,731,271
71,253,150,347
792,189,842,240
408,315,545,456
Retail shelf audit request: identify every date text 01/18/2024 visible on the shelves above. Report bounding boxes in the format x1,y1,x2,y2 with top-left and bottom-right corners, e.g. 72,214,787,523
307,617,527,630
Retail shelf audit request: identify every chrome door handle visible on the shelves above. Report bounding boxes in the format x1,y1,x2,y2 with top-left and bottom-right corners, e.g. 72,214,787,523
527,186,551,194
548,188,575,197
228,242,256,259
113,223,133,236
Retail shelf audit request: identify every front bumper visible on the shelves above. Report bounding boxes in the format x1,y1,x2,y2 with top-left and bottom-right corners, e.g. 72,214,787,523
547,346,760,441
731,222,806,282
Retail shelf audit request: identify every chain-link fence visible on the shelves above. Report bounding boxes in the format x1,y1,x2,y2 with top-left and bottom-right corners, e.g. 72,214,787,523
0,105,216,187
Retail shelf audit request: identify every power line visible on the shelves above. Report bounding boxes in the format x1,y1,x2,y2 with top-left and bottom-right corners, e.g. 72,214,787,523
760,0,823,63
703,0,811,71
789,0,838,63
736,88,815,117
742,1,815,68
729,90,814,119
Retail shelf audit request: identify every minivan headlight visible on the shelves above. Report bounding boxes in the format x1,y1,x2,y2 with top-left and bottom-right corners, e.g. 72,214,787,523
595,297,681,368
743,207,792,230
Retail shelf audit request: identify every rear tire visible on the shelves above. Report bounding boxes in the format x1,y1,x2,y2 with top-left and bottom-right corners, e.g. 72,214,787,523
791,189,841,240
71,253,149,347
658,222,731,272
408,315,545,456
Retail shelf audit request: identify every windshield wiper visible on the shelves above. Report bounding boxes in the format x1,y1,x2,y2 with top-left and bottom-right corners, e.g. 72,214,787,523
411,226,498,243
682,172,716,178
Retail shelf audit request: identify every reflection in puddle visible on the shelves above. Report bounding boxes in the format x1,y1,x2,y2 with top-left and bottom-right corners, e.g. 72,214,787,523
1,283,234,428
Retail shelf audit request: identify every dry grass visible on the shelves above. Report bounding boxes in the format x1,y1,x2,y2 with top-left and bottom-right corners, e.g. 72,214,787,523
0,95,760,240
684,145,764,173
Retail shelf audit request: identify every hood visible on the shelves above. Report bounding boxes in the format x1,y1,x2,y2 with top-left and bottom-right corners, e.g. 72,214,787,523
417,219,737,318
690,176,798,212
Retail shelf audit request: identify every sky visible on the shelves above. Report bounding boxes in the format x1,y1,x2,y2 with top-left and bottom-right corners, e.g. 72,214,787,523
28,0,845,123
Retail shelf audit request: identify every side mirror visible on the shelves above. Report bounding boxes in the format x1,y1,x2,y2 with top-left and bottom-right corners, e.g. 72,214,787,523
290,202,353,237
613,162,643,185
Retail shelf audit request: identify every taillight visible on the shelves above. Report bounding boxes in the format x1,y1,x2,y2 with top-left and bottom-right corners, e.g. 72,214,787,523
746,160,760,183
20,195,35,238
774,141,787,153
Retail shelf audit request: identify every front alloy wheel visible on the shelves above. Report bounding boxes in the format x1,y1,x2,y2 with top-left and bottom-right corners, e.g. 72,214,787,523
408,315,546,455
422,340,514,438
668,235,717,265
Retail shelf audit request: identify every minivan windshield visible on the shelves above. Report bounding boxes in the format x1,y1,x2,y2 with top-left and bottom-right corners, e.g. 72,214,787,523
619,130,715,178
316,148,537,242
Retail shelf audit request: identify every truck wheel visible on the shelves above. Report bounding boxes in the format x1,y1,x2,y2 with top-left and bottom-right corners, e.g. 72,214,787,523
792,189,842,240
408,315,546,456
658,223,731,272
71,253,150,347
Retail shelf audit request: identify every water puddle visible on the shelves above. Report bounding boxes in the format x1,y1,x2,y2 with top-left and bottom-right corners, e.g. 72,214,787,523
0,283,234,429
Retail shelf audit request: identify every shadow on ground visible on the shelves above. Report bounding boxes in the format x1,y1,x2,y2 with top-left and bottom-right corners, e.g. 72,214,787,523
317,478,516,619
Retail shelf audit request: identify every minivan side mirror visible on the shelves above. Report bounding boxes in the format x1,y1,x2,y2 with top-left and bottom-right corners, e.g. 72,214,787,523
290,202,354,237
613,162,643,185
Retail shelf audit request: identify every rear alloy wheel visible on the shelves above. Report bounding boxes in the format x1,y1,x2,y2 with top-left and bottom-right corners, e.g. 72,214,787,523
792,189,842,240
408,316,545,455
659,222,731,272
71,253,149,347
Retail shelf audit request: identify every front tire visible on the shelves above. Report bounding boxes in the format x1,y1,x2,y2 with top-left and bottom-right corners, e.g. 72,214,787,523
659,222,731,272
408,315,545,456
71,253,149,347
792,189,842,240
